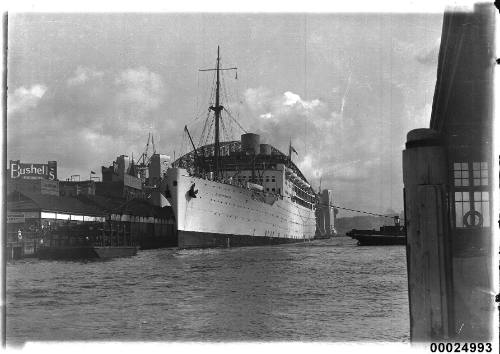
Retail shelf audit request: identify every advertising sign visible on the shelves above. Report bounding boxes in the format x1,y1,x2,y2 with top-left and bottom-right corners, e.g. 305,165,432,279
9,160,57,180
7,212,25,223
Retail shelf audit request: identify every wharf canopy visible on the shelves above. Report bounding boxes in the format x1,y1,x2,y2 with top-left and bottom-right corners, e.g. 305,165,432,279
6,191,106,241
8,191,105,223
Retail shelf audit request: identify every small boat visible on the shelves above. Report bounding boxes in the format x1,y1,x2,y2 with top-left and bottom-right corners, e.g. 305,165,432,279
36,221,138,260
346,216,406,246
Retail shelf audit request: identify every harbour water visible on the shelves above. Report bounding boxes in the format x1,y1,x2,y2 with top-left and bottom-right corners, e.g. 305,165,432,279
6,237,409,343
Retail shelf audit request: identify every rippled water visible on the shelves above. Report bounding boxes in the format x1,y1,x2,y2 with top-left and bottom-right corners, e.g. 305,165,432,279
6,237,409,343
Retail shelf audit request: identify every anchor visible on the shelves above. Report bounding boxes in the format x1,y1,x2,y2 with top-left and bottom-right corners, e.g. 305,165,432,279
188,183,199,198
164,185,171,198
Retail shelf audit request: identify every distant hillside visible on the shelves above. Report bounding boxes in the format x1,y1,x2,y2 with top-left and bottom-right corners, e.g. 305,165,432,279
335,215,401,236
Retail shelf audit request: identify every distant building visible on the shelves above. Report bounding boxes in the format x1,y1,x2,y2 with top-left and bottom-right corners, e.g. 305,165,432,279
148,153,171,187
8,178,59,196
316,189,337,237
6,157,177,250
59,180,96,197
99,155,143,200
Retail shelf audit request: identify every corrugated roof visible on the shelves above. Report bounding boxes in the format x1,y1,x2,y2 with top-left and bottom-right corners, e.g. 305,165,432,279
77,194,127,213
114,198,174,219
7,191,105,216
7,192,173,219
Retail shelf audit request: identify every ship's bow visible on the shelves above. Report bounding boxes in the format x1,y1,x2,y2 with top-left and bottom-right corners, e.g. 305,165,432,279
165,167,188,232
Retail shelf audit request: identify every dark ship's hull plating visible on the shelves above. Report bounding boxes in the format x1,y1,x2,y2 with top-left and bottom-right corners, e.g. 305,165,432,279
178,230,305,249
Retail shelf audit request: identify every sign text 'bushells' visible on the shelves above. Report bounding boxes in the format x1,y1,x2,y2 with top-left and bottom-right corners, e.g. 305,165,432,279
9,160,57,180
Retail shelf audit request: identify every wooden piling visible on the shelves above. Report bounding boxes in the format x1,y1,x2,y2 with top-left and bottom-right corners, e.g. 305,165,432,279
403,128,453,341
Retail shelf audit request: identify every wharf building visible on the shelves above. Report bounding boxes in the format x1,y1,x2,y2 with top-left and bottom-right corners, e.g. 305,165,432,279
6,155,176,254
403,3,496,341
316,189,337,238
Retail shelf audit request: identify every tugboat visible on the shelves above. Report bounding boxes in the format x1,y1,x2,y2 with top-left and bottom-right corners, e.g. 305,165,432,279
36,221,138,260
346,216,406,246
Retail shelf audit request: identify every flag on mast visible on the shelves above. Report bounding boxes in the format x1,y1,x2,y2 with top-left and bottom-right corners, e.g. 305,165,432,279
288,138,298,159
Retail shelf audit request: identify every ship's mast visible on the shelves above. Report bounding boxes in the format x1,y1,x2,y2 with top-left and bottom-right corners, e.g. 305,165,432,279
200,47,237,180
211,46,223,179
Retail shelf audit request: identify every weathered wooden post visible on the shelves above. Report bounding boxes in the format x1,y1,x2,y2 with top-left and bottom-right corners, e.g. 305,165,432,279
403,128,453,341
403,3,496,342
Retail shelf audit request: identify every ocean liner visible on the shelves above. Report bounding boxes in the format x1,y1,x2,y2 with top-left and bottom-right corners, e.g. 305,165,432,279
165,47,317,249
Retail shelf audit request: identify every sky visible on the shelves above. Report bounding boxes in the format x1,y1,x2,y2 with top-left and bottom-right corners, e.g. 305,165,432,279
7,11,444,216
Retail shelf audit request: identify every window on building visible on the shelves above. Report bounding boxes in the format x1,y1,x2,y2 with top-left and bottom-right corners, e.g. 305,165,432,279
272,188,275,192
271,176,276,182
453,162,469,187
41,212,56,219
455,191,490,228
474,191,490,227
266,177,270,182
454,191,470,227
472,162,488,186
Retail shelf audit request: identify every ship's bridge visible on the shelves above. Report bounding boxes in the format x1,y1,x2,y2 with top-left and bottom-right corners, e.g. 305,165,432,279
173,140,311,189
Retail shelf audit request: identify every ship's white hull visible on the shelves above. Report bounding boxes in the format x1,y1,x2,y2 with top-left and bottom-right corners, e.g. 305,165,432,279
166,168,316,249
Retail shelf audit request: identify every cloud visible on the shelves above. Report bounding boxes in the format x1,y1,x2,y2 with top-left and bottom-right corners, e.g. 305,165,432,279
115,67,164,112
282,91,321,110
259,112,273,119
7,66,168,179
237,82,411,215
243,87,272,110
67,66,104,86
8,84,47,114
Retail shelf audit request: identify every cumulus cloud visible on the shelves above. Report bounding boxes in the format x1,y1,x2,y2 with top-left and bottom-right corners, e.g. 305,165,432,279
243,86,272,110
8,84,47,114
236,81,414,214
67,66,104,86
7,66,168,179
282,91,321,110
115,67,164,112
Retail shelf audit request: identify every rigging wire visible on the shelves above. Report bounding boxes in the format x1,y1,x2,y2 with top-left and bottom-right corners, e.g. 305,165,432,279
325,203,400,219
279,192,402,220
220,71,236,141
204,113,215,147
223,107,247,134
198,108,212,147
220,114,230,142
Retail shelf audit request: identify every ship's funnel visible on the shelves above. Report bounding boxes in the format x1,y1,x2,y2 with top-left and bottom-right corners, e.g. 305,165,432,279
241,133,260,155
260,144,272,155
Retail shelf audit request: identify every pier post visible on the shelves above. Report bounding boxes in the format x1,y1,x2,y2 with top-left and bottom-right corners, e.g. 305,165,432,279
403,129,452,341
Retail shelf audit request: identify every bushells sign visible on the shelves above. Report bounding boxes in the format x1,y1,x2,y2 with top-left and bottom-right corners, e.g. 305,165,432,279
9,160,57,180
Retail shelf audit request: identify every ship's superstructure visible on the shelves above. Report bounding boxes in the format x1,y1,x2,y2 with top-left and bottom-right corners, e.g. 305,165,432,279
165,47,317,248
